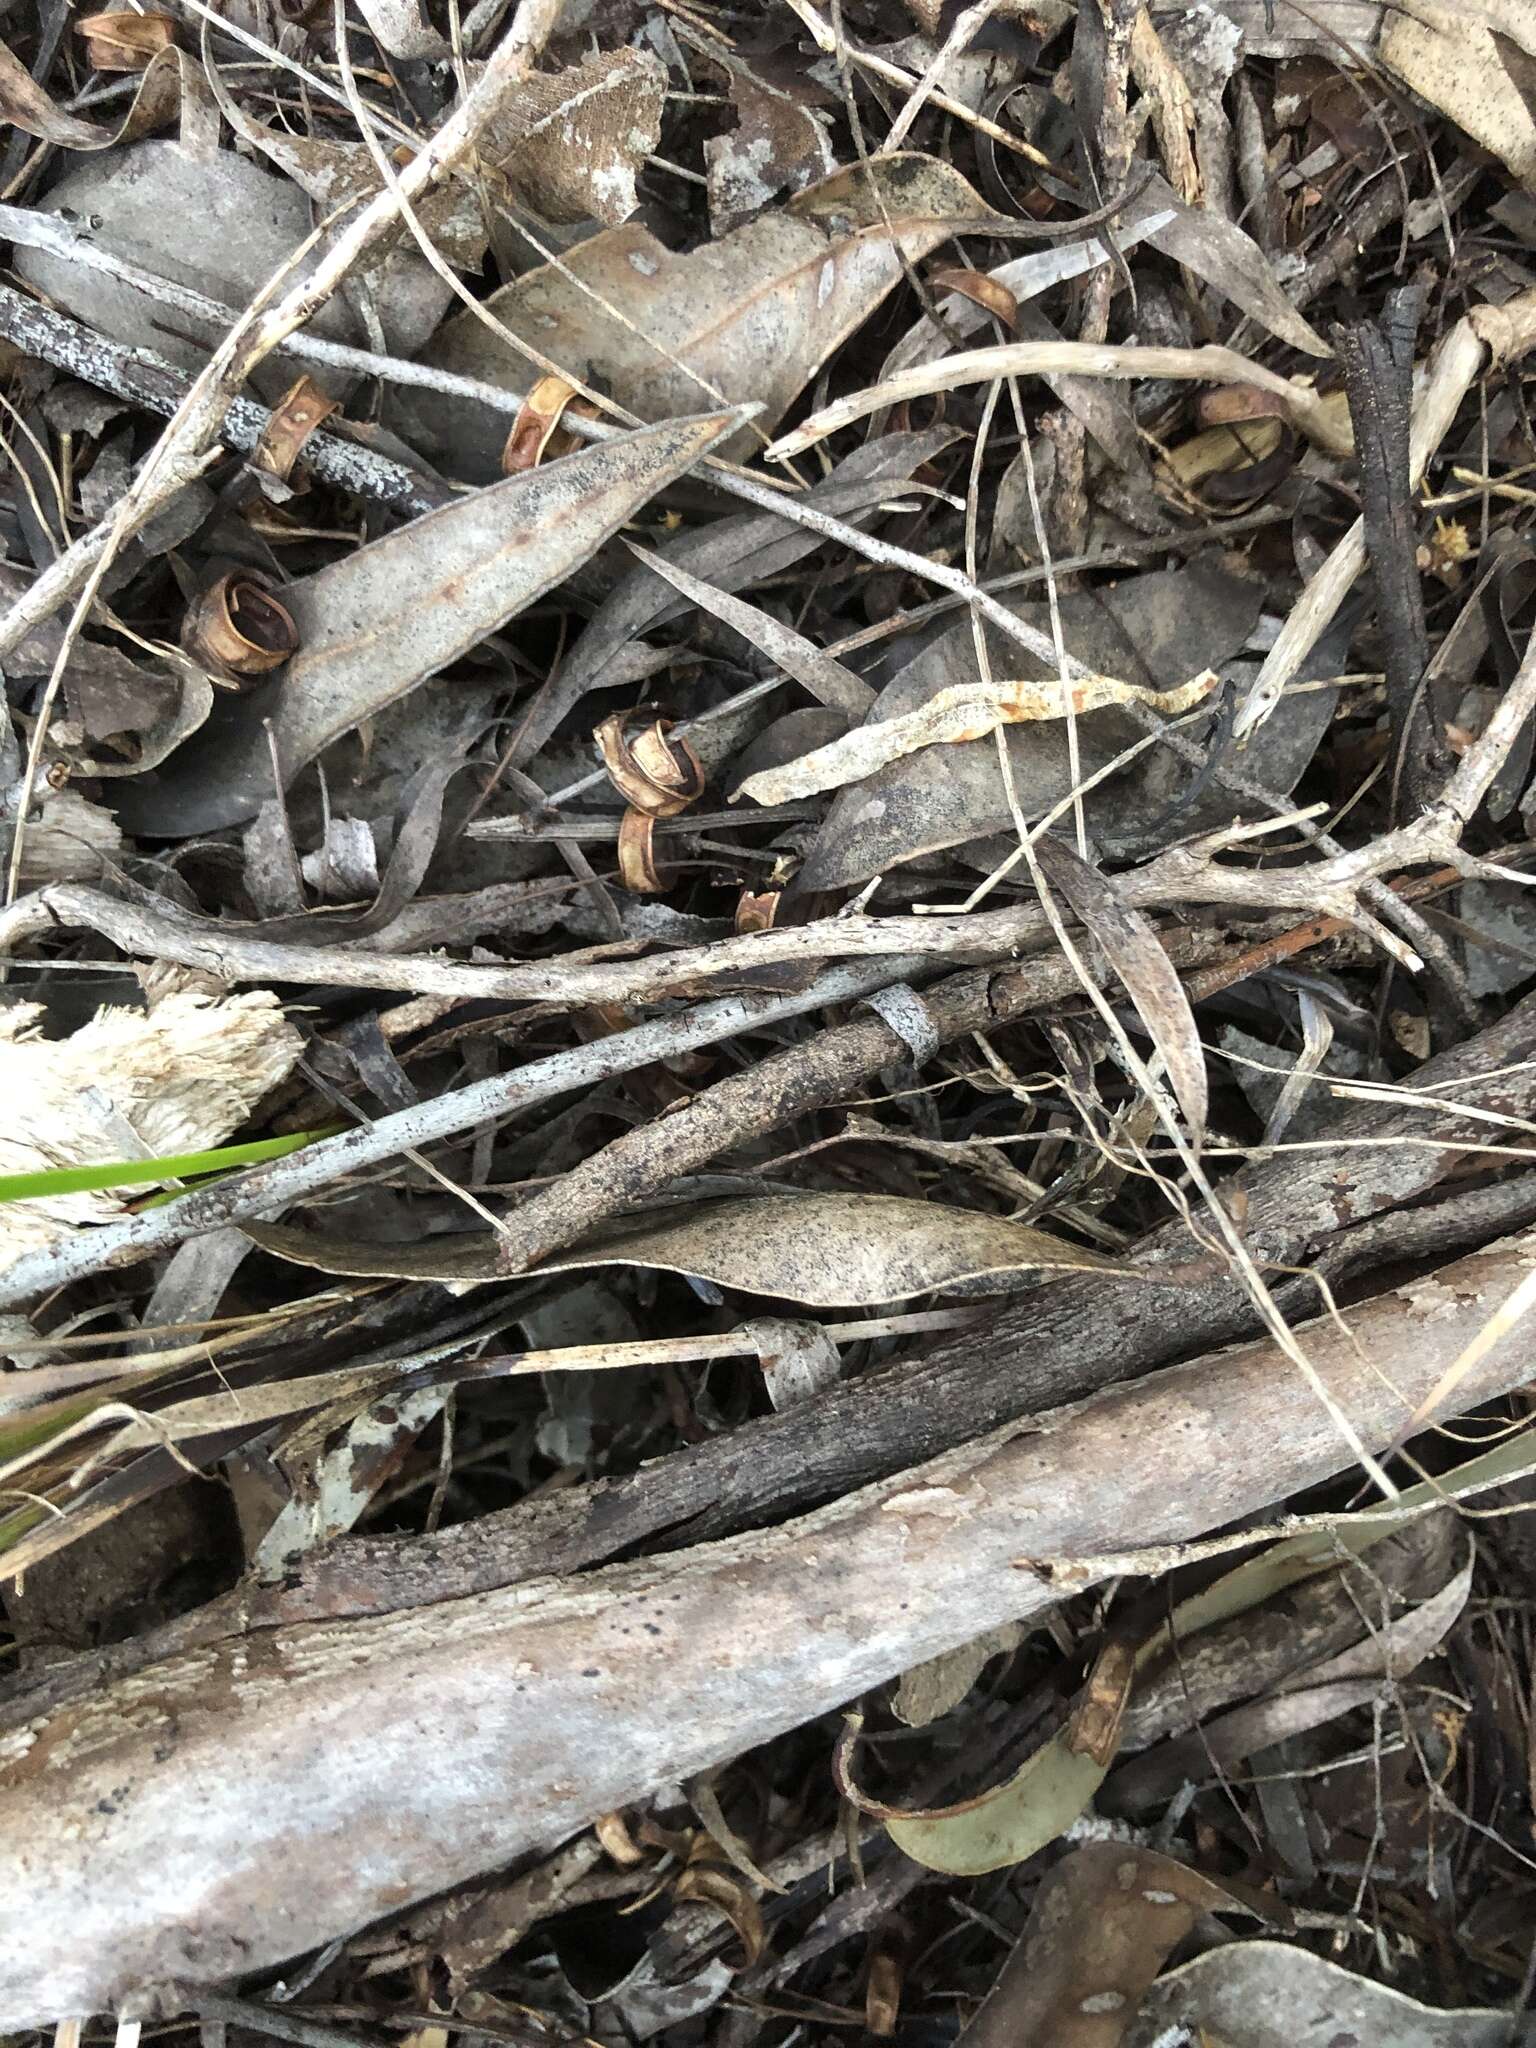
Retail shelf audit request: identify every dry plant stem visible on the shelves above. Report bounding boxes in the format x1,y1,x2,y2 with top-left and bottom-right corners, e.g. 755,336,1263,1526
0,0,568,896
765,340,1353,463
2,1226,1533,2027
0,285,448,515
0,955,922,1308
1239,289,1536,736
492,923,1239,1274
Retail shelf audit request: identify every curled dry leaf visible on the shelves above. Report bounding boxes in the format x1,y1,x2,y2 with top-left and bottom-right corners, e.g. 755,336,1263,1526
117,408,745,836
251,375,338,488
595,711,706,816
181,572,299,685
616,808,668,894
392,154,1006,478
0,990,301,1271
501,376,590,474
0,36,181,149
928,266,1019,327
735,889,781,935
76,10,177,72
733,670,1220,806
247,1190,1129,1300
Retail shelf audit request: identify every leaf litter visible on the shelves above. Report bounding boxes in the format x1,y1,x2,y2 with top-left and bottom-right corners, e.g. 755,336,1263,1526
3,0,1536,2041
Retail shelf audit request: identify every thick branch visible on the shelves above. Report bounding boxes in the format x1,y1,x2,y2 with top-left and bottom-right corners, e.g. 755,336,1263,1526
1,1228,1532,2027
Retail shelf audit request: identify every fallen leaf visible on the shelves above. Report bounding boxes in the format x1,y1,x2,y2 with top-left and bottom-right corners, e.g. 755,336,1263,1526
247,1190,1128,1299
355,0,447,59
1128,1940,1526,2048
390,154,1005,478
732,670,1220,807
1381,0,1536,189
479,47,667,227
114,408,746,835
1031,834,1209,1148
627,542,876,720
0,37,181,150
800,559,1263,891
962,1843,1280,2048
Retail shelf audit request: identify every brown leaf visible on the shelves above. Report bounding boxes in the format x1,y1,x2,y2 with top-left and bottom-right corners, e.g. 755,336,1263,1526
480,47,667,227
0,37,181,149
391,154,1004,479
247,1190,1129,1299
1031,834,1210,1149
960,1843,1281,2048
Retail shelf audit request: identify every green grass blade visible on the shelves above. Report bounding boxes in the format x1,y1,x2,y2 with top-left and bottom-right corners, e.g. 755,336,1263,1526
0,1128,328,1203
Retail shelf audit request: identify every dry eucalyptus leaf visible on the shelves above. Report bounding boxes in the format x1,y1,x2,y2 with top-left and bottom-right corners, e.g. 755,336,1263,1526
0,990,301,1271
1123,168,1332,357
0,36,181,149
891,1622,1022,1728
247,1190,1127,1300
1380,0,1536,188
733,670,1220,806
390,154,1004,478
627,543,876,720
800,559,1263,892
480,47,667,227
1127,1941,1530,2048
114,408,744,836
1032,834,1209,1149
507,428,954,766
13,143,410,397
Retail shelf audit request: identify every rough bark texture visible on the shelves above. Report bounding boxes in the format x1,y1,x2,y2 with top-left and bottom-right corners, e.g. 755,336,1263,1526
1,1226,1533,2027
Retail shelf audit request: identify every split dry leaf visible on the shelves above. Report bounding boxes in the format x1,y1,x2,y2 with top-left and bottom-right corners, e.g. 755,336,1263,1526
1380,0,1536,189
0,35,181,149
246,1191,1128,1301
1127,1940,1531,2048
478,46,667,227
733,670,1220,807
627,542,876,721
392,154,1006,478
960,1843,1280,2048
1032,834,1209,1148
115,408,745,836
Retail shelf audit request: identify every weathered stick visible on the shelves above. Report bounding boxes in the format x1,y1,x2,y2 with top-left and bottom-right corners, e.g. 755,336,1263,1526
0,284,449,515
1,1226,1533,2028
